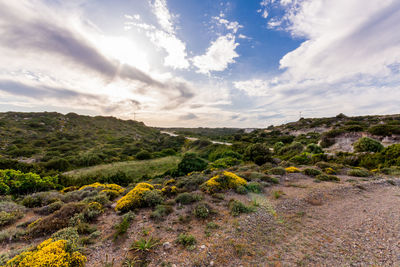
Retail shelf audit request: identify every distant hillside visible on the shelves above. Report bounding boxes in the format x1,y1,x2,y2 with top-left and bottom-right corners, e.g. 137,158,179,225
0,112,184,172
235,113,400,152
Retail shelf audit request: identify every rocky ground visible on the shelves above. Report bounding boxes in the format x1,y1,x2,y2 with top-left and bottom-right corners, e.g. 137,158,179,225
82,174,400,266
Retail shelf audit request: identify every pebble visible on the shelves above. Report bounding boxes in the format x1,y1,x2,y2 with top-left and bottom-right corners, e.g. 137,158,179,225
163,242,172,250
200,245,206,249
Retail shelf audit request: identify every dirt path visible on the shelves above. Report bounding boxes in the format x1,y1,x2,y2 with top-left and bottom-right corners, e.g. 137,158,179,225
236,179,400,266
282,183,400,266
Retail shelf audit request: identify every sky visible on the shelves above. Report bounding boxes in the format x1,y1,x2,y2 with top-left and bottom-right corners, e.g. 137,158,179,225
1,0,400,127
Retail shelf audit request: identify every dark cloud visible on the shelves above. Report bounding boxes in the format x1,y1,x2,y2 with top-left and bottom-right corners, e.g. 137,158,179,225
0,80,101,101
178,113,198,120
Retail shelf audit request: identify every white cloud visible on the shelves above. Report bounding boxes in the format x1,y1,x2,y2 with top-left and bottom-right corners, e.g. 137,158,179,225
125,0,189,69
192,34,239,74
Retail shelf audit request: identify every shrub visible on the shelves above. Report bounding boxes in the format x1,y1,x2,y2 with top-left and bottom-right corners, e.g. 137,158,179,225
79,182,124,194
246,182,263,193
278,142,304,159
316,174,340,182
302,168,322,177
81,202,103,222
150,205,173,221
135,150,152,160
5,238,86,266
229,200,255,216
142,190,164,207
113,211,135,240
208,149,242,162
160,185,178,197
285,166,301,173
348,168,370,177
193,203,211,219
235,185,247,195
22,191,62,208
176,233,196,248
201,171,247,193
290,152,312,165
244,143,272,165
115,183,156,212
34,201,63,215
368,124,400,136
324,167,336,174
306,143,323,154
269,167,286,175
28,202,85,237
210,157,241,169
175,174,208,192
0,211,23,227
0,169,59,195
175,192,202,205
353,137,384,153
273,142,285,153
177,153,208,175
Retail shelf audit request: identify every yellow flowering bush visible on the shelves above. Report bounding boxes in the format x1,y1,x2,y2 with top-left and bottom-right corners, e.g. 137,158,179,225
79,182,124,194
6,238,86,267
60,186,79,193
201,171,247,193
115,183,154,212
285,166,301,173
163,179,176,186
324,167,336,175
161,185,178,197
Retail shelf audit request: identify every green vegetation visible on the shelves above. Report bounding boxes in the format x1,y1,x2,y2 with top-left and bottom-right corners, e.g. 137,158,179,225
1,111,400,266
229,199,256,216
64,156,180,186
353,137,384,152
176,233,196,248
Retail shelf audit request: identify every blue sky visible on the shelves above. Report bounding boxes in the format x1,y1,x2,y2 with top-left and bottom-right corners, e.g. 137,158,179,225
1,0,400,127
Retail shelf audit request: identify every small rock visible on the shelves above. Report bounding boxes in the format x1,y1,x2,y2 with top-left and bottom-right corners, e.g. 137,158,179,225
163,242,172,250
210,261,214,266
200,245,206,249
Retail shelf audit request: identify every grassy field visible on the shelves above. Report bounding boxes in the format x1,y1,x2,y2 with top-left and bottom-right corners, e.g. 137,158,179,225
64,156,181,181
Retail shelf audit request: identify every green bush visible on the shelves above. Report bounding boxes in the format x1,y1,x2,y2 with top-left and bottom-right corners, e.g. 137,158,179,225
0,169,59,195
135,150,152,160
348,169,370,177
35,201,63,215
177,153,208,175
193,203,211,219
273,142,284,153
210,157,241,169
353,137,384,153
150,205,173,221
175,192,202,205
302,168,322,177
229,200,255,216
290,152,312,165
208,149,242,162
0,211,23,227
316,174,340,182
113,211,135,240
368,124,400,136
176,233,196,248
278,142,304,159
244,143,272,166
269,167,286,175
246,182,263,193
235,185,247,195
306,143,323,154
142,190,164,207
